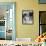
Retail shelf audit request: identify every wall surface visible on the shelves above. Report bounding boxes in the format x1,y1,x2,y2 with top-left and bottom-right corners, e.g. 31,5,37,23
0,0,46,41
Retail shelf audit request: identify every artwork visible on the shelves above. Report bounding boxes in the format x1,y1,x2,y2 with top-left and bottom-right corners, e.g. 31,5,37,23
39,0,46,4
22,10,33,24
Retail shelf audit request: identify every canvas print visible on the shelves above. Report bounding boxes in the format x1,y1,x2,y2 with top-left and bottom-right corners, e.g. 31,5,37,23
22,10,33,24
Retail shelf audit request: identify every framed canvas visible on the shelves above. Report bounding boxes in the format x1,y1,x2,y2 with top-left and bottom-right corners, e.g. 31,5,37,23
0,2,16,40
22,10,33,24
39,0,46,4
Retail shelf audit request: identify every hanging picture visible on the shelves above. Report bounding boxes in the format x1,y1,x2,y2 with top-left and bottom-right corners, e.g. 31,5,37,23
22,10,33,24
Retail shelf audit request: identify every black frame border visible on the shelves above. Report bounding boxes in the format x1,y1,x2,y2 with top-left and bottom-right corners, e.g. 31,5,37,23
22,10,34,25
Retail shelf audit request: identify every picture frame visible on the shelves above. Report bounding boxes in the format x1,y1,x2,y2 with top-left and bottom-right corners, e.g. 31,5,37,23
22,10,33,25
39,0,46,4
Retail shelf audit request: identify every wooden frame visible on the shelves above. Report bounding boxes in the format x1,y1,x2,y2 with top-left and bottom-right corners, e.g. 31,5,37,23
22,10,33,25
